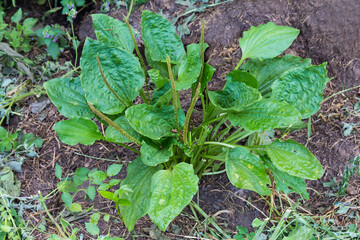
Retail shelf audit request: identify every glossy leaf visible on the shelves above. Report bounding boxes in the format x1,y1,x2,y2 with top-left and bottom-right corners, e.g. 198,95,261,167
92,14,134,53
148,162,199,231
119,157,162,231
176,43,207,90
148,69,168,89
271,63,329,118
44,77,94,119
80,39,144,115
225,147,271,195
105,116,142,144
53,118,104,146
240,55,312,94
239,22,299,60
264,158,309,199
226,70,258,89
126,104,185,140
209,82,261,112
140,138,176,166
266,139,324,180
141,10,186,77
229,99,301,131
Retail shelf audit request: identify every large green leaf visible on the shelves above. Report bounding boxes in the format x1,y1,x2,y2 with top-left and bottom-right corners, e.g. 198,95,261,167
229,99,301,131
148,162,198,231
44,77,94,119
225,147,271,195
105,116,142,144
264,158,309,199
266,139,324,180
271,63,329,118
239,22,299,60
240,55,312,94
141,138,176,166
226,70,258,89
209,82,261,112
148,69,168,89
119,157,162,231
176,43,207,90
53,118,104,145
80,39,144,115
141,10,186,77
92,14,134,53
125,104,185,140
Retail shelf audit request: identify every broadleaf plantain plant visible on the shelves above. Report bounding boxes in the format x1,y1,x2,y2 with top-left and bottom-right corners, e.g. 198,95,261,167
44,11,330,232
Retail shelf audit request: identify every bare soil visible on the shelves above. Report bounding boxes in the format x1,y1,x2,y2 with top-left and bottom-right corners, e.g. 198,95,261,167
10,0,360,239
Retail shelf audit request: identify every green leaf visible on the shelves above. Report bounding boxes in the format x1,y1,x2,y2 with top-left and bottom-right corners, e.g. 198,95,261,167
69,203,82,212
140,138,175,166
239,22,299,60
126,104,185,140
98,191,114,200
97,183,110,191
148,162,198,231
86,186,96,200
208,82,261,112
151,82,172,106
271,63,329,118
200,63,216,91
85,222,100,236
176,43,207,90
118,199,131,206
55,164,62,179
80,39,145,115
225,147,271,195
148,69,168,89
92,14,134,53
91,213,101,224
119,157,162,231
53,118,104,145
266,139,324,180
44,77,95,119
11,8,22,24
61,192,72,206
107,164,122,177
109,179,121,186
283,225,314,240
0,127,8,139
141,10,186,77
264,158,309,199
47,41,60,60
240,55,312,94
105,116,141,144
229,99,301,131
22,18,37,36
226,70,258,89
103,214,110,222
91,170,107,182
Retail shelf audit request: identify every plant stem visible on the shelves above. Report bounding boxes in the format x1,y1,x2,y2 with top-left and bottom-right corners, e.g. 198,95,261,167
124,16,151,104
321,83,360,103
234,56,245,70
166,54,180,130
203,141,237,149
183,83,201,145
71,21,78,68
189,201,232,239
38,191,67,238
202,169,226,175
87,102,141,146
96,54,130,107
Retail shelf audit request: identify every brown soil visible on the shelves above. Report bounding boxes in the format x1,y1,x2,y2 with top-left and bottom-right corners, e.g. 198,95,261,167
9,0,360,239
